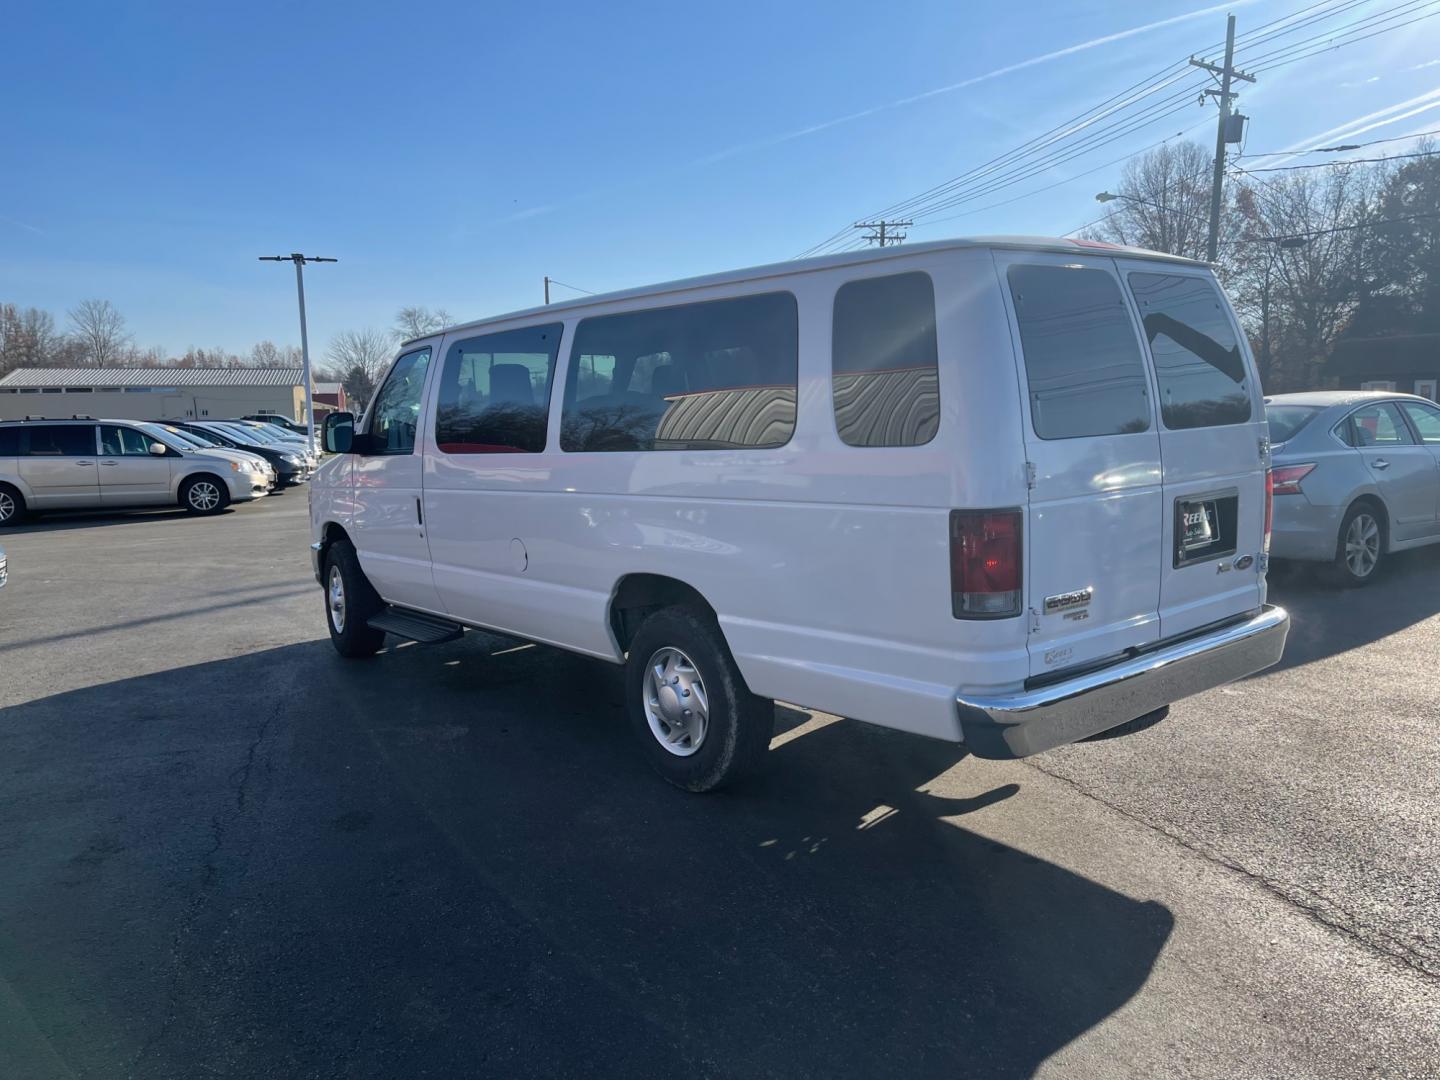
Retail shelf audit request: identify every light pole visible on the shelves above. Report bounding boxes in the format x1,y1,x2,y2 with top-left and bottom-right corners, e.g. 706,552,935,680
1095,191,1171,213
258,253,337,444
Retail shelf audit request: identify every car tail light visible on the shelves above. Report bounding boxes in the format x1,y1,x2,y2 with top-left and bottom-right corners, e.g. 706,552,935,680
1263,469,1274,555
950,509,1022,619
1270,463,1315,496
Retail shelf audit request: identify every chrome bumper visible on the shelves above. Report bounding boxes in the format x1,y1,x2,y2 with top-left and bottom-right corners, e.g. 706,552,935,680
957,605,1290,759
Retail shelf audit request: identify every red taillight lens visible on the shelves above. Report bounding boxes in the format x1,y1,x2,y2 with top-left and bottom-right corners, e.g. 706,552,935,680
1270,463,1315,496
951,509,1022,619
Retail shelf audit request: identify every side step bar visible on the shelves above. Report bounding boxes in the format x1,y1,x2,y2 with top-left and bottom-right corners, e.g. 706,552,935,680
367,607,464,645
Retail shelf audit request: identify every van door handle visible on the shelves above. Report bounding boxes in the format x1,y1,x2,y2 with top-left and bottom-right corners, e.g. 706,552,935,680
100,461,119,467
1372,458,1390,470
75,460,94,466
415,497,423,526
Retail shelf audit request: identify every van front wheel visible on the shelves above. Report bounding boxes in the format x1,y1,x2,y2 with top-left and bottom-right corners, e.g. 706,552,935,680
625,606,774,792
324,542,386,658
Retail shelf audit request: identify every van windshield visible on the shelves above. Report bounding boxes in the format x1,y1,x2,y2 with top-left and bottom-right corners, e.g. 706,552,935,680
1265,404,1321,445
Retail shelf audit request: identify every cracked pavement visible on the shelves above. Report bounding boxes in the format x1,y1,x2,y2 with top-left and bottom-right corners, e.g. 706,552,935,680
0,497,1436,1078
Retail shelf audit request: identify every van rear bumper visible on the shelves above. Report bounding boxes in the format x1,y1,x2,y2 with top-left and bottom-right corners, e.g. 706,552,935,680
956,605,1289,759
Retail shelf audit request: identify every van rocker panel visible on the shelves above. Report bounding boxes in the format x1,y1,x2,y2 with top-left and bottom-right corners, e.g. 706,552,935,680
956,604,1288,758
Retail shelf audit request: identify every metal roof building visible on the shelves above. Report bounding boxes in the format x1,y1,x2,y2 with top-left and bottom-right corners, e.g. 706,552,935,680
0,367,310,422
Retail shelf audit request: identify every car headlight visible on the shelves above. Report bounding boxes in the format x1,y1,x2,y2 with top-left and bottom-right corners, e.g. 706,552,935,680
283,454,302,465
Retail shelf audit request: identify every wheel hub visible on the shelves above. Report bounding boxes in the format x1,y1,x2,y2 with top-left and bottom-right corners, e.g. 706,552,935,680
643,646,709,757
1345,513,1380,577
328,566,346,632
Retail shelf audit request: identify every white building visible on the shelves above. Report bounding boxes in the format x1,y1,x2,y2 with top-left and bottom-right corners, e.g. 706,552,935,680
0,367,310,422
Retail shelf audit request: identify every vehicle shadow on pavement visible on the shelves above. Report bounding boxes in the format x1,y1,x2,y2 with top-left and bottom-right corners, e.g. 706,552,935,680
1263,545,1440,674
0,637,1173,1080
6,507,239,533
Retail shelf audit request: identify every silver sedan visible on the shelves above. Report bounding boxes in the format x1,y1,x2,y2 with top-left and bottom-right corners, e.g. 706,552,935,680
1266,391,1440,585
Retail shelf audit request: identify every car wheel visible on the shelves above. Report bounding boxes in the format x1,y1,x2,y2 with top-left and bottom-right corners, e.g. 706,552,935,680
180,475,229,515
0,484,25,527
324,541,386,658
624,606,774,792
1332,502,1384,586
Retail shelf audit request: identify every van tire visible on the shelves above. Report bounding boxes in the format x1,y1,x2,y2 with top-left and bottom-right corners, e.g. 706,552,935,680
180,475,229,515
1329,501,1384,587
324,541,387,658
0,484,25,527
624,606,774,792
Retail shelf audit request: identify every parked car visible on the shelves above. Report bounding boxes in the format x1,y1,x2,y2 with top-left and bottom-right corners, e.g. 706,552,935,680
137,422,277,492
165,421,310,486
1265,390,1440,584
0,418,270,524
240,413,323,452
220,420,319,466
309,237,1290,791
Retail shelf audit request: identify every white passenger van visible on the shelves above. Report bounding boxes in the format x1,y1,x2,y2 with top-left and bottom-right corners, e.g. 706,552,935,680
309,238,1289,791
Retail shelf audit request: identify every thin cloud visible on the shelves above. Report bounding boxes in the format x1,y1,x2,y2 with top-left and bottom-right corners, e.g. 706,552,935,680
1269,86,1440,165
0,215,43,236
1340,76,1382,88
698,0,1258,165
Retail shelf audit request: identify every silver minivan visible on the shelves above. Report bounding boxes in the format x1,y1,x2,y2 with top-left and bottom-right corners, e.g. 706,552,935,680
0,418,271,525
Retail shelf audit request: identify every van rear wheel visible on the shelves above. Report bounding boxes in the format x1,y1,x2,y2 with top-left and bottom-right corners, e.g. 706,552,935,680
0,484,24,527
624,606,774,792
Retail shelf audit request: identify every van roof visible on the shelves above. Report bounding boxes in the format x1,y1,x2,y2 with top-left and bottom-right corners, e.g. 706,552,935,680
406,235,1207,345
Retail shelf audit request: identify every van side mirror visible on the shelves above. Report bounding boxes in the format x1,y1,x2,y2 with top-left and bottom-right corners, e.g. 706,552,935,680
324,412,355,454
148,441,169,456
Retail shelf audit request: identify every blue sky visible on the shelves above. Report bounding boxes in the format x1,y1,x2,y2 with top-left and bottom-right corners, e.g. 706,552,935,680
2,0,1438,360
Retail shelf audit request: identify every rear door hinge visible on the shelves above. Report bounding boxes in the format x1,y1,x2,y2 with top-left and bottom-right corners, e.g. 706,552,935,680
1258,436,1271,465
1025,461,1037,490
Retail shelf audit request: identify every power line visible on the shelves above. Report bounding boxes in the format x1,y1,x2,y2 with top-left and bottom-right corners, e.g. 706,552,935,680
1238,150,1440,172
1235,211,1440,243
854,220,912,246
543,276,594,304
1242,127,1440,158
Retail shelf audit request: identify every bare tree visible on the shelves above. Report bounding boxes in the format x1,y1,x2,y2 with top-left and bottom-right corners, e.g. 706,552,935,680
326,328,394,411
250,340,303,368
1,304,61,375
1086,142,1213,259
393,306,453,341
66,299,132,366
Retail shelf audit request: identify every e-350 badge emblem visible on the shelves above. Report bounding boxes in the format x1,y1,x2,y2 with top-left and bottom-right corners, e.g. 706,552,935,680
1044,587,1093,615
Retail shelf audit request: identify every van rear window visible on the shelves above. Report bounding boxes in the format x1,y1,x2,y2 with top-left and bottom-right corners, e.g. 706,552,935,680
1007,264,1152,440
1129,272,1251,429
561,292,797,452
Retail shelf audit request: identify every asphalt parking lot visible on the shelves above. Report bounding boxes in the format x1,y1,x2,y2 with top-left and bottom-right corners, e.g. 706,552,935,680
1,496,1437,1079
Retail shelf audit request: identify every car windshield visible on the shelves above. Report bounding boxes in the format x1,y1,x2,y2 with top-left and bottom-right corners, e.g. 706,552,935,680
136,422,200,450
169,426,219,447
1265,404,1322,445
237,424,285,444
208,423,258,443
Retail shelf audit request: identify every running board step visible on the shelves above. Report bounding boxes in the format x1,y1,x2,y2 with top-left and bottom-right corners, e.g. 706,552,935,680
367,607,464,645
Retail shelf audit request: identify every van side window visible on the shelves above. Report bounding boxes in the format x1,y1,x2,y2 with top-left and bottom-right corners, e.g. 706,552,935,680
23,424,96,456
1007,265,1151,440
0,428,18,456
1128,272,1251,429
434,324,563,454
365,348,432,455
100,425,159,456
832,272,939,447
560,292,797,452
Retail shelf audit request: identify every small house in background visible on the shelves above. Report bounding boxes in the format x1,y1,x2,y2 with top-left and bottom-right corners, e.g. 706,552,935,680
313,381,348,415
1330,334,1440,401
0,367,311,422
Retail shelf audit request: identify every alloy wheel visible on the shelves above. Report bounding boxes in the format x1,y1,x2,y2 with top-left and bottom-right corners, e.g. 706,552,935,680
188,481,220,511
1345,512,1380,579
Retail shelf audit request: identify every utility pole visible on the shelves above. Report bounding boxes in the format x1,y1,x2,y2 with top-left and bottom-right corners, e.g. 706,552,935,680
544,276,550,305
1190,15,1254,263
258,253,337,444
854,220,912,247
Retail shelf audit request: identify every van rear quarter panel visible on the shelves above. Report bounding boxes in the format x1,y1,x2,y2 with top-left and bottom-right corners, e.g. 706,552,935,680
419,249,1031,741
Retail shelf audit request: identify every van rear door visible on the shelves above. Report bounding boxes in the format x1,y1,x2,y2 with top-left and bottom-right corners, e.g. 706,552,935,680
1120,264,1266,638
996,252,1164,679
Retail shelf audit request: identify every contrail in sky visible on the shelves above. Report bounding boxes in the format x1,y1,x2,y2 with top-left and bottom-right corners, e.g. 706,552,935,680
697,0,1260,165
1266,87,1440,166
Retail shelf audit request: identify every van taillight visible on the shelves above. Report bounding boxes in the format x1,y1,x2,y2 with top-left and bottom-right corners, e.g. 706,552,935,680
1263,469,1274,555
950,509,1022,619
